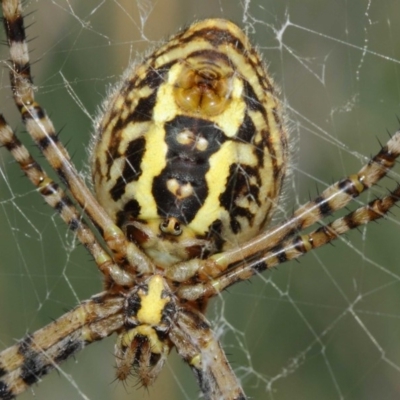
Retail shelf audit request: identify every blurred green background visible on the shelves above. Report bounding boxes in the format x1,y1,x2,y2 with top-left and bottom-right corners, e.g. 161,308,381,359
1,0,400,399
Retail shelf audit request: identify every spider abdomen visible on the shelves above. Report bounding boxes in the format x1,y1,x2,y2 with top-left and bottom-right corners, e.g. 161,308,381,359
92,19,288,267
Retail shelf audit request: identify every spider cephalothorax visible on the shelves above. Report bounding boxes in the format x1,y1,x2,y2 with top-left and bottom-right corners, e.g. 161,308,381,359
115,275,175,385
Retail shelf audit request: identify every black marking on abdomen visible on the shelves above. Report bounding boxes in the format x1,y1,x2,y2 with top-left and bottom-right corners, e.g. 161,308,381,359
243,80,265,114
128,91,158,122
205,219,224,252
116,198,141,227
183,27,246,53
236,112,256,144
137,65,171,89
219,163,259,233
110,137,146,201
152,115,226,224
102,66,170,177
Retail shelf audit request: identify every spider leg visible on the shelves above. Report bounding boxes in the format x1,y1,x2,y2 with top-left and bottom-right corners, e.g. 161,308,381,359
170,307,245,400
178,184,400,300
1,0,154,276
0,293,124,400
0,115,134,286
166,131,400,283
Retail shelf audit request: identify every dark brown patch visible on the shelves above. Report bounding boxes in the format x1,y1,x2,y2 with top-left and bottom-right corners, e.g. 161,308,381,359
127,91,158,122
116,198,141,227
0,381,13,400
184,27,246,52
338,178,363,197
236,112,256,144
315,195,332,216
219,163,261,234
110,137,146,201
242,80,265,114
4,13,25,42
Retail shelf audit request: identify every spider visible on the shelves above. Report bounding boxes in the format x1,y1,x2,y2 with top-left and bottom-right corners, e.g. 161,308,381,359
1,0,400,399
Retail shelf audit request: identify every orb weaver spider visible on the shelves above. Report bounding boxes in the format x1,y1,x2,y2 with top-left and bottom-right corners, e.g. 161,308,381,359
1,1,400,399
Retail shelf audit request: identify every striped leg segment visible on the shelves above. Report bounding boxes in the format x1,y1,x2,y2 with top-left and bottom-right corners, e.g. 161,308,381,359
0,115,134,286
170,308,246,400
0,293,124,399
1,0,154,277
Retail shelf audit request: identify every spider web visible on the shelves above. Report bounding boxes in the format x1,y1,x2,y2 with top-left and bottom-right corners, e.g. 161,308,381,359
1,0,400,399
